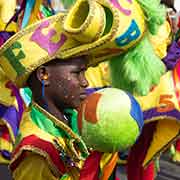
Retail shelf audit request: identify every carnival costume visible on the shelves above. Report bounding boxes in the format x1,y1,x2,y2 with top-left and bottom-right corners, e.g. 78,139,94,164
0,0,19,165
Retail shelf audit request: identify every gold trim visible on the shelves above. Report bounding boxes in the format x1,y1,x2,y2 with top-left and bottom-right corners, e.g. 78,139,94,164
10,145,63,177
92,3,106,42
144,116,180,124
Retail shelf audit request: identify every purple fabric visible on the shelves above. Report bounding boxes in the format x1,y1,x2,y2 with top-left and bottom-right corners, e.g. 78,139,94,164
0,104,19,137
0,32,14,41
6,82,24,123
163,41,180,70
143,108,180,122
0,32,14,47
0,150,11,160
85,86,110,95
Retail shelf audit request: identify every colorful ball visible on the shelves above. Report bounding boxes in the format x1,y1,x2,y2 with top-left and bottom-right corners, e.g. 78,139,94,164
78,88,144,152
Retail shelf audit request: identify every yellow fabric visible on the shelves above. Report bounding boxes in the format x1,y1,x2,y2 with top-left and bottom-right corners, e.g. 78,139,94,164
0,137,13,153
136,71,179,112
0,67,18,164
0,67,18,152
13,153,78,180
134,71,180,166
0,155,9,164
0,67,18,108
100,153,113,170
100,153,118,180
172,150,180,162
13,153,59,180
0,19,17,32
0,137,13,164
85,62,110,88
143,119,180,166
0,0,16,23
0,0,146,87
0,0,17,32
19,110,61,145
149,20,172,59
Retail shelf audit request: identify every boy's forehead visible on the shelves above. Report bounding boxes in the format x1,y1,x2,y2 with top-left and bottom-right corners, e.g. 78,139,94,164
50,56,87,66
66,56,88,67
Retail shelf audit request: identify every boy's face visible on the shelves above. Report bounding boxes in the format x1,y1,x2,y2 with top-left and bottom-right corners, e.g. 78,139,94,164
48,57,89,109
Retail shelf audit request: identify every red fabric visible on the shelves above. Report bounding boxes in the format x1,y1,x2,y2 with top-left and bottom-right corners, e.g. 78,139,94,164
79,151,102,180
10,135,66,174
175,139,180,152
142,162,155,180
0,125,10,141
127,122,157,180
178,17,180,28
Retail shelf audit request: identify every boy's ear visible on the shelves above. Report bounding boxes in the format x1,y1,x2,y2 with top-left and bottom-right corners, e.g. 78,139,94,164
36,65,50,86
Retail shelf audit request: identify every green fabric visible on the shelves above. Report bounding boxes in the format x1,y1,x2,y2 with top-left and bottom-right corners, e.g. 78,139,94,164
14,132,22,147
3,42,26,76
64,109,88,158
23,87,32,100
40,5,53,17
59,174,70,180
30,106,66,137
103,7,113,36
170,145,176,156
22,87,32,106
64,109,79,135
136,0,166,35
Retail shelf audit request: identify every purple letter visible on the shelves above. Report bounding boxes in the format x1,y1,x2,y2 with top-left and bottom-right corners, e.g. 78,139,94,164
109,0,132,16
30,21,67,55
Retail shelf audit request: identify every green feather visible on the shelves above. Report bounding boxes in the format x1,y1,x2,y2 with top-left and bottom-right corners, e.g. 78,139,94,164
109,35,166,96
136,0,166,34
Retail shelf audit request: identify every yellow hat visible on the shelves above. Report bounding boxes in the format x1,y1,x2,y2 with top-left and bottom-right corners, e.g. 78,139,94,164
0,0,146,87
